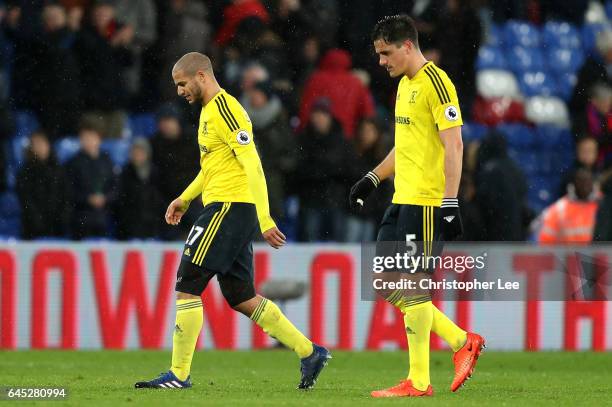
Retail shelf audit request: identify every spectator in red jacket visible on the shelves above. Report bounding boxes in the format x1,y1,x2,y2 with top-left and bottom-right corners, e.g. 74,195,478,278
298,48,375,138
214,0,269,46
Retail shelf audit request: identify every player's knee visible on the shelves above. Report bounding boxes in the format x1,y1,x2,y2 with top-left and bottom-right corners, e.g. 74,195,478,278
218,276,256,308
176,291,200,300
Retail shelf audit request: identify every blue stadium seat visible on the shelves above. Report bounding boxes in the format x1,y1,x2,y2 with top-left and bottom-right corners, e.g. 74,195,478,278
582,23,611,56
462,122,488,143
10,134,29,168
518,71,558,97
129,113,157,138
496,123,536,149
607,0,612,21
542,21,581,49
14,111,39,139
54,137,81,164
101,139,131,167
545,48,585,74
0,192,21,238
507,46,545,73
535,125,573,151
485,23,503,46
555,72,577,101
476,46,507,70
504,20,541,48
528,175,559,213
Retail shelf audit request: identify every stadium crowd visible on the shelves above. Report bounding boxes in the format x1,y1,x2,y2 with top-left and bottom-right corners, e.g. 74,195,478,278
1,0,612,243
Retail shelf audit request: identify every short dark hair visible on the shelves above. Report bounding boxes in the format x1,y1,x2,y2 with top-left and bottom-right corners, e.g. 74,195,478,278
371,14,419,48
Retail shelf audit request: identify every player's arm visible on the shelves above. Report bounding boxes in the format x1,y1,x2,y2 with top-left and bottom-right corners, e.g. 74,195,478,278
349,147,394,213
219,97,285,248
236,147,286,248
165,171,203,226
440,126,463,198
430,70,464,240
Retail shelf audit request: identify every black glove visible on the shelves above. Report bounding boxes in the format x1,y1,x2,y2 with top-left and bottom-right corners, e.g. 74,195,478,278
349,171,380,212
440,198,463,241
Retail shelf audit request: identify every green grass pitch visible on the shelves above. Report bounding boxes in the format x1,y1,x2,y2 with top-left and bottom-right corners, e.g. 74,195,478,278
1,350,611,406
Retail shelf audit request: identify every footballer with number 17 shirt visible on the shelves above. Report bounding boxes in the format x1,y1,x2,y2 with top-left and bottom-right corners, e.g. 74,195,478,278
349,15,485,398
135,52,330,391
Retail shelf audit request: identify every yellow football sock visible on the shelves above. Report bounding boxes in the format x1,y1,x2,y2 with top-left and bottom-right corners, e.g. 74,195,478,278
251,298,313,358
401,298,433,392
431,304,467,352
170,299,203,381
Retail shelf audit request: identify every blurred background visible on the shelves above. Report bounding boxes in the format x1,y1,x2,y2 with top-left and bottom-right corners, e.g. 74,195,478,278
0,0,612,245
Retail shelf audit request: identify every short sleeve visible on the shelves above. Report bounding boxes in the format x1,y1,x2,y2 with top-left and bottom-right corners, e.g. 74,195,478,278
213,94,256,155
424,66,463,131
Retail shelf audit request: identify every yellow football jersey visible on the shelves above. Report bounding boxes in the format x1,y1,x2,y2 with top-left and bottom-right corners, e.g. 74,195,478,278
393,61,463,207
197,89,256,205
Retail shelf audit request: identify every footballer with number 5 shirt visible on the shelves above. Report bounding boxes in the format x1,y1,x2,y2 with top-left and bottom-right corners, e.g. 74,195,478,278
349,15,485,397
135,52,330,391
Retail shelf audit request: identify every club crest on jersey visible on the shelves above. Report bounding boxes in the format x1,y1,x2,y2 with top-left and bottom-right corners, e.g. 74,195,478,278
199,144,209,154
445,105,459,121
237,130,251,145
410,91,417,103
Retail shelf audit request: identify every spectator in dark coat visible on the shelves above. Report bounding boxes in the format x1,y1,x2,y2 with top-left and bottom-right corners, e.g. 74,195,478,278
299,49,375,138
295,98,353,241
150,104,200,239
474,131,528,241
116,138,163,240
65,125,116,239
16,131,71,238
345,118,392,241
593,170,612,241
571,30,612,135
436,0,481,117
33,4,81,139
74,1,133,138
585,84,612,167
242,81,296,221
560,136,600,196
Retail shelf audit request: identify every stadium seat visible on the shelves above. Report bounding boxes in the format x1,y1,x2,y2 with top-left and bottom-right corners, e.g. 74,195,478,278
471,96,525,126
496,123,535,149
485,23,503,46
527,175,559,212
476,69,520,99
525,96,570,127
582,23,611,56
101,139,131,167
504,20,541,48
535,125,573,151
555,72,577,101
14,111,39,138
476,46,507,70
129,113,157,138
607,0,612,20
545,48,585,74
0,192,21,238
54,137,81,164
10,134,29,168
518,71,558,97
542,21,581,49
507,46,545,73
461,122,488,143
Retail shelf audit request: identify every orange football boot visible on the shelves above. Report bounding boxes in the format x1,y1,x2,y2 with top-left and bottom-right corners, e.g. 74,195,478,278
451,332,486,392
371,380,433,398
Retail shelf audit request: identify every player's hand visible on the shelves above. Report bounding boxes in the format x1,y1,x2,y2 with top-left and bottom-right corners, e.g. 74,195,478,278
165,198,188,226
440,198,464,241
349,171,380,213
263,226,286,249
